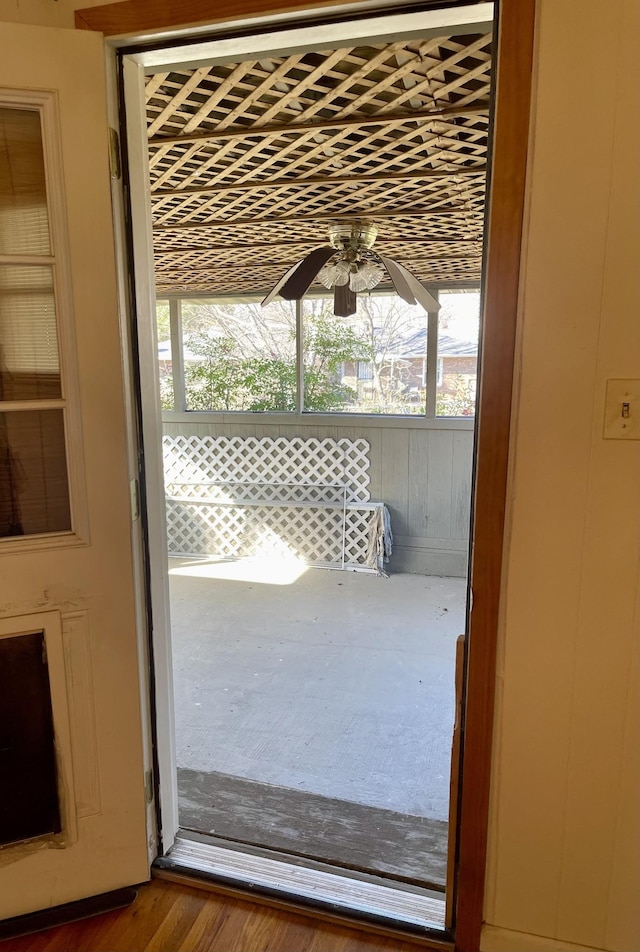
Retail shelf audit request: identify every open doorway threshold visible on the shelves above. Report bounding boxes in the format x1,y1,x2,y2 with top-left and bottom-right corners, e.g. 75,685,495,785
156,832,448,939
178,769,447,888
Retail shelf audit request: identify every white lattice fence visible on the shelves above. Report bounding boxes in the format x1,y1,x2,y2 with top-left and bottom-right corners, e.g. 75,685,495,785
163,435,371,500
162,436,388,571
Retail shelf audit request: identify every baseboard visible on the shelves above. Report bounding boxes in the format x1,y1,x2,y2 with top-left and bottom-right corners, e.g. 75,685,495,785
481,924,609,952
389,545,468,577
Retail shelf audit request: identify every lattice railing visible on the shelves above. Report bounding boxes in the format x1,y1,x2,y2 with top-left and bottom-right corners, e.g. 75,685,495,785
163,435,371,501
145,32,491,296
163,436,388,571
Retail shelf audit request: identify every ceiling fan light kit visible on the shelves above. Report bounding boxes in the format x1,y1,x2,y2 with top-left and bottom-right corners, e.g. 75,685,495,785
261,220,440,317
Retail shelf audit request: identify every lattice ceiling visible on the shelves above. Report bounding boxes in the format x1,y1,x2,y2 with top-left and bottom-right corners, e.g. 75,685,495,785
145,31,492,297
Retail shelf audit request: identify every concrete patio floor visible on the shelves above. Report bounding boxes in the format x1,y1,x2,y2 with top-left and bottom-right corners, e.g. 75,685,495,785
169,557,466,822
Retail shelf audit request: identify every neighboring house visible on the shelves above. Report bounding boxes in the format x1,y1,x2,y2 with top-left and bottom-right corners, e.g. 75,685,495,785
341,331,478,407
391,329,477,398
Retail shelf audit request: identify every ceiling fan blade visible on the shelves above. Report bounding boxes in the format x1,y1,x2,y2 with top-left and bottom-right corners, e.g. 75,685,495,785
378,254,440,312
279,246,335,300
393,261,441,313
376,253,416,306
334,283,357,317
261,259,306,307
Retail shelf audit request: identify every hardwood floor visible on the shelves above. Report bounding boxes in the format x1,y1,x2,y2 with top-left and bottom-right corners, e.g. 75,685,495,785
0,878,436,951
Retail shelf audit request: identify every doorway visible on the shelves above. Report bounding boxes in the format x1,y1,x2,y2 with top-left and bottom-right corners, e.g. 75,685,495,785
121,1,495,935
155,283,480,889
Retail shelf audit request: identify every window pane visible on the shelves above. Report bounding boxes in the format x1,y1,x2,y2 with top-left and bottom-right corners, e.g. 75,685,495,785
303,296,427,414
0,409,71,537
436,291,480,417
0,265,61,400
180,299,296,412
156,300,173,410
0,107,50,256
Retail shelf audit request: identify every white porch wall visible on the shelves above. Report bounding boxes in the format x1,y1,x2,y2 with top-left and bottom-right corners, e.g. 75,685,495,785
161,415,474,577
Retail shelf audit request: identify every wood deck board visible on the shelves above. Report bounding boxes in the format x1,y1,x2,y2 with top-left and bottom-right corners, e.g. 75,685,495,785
178,769,448,886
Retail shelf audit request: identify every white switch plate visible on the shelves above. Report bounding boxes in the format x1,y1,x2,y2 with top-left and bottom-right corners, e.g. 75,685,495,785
603,379,640,440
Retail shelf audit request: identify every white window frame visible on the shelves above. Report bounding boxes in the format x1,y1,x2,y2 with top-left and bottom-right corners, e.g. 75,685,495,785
157,291,477,425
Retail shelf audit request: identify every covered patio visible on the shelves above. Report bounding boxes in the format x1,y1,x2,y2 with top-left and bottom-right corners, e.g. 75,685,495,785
169,559,466,884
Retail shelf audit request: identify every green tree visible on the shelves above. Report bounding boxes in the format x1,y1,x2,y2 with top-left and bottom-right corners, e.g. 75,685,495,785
241,356,297,411
184,337,254,410
303,308,372,410
182,304,372,412
436,375,476,416
156,301,171,341
156,301,174,409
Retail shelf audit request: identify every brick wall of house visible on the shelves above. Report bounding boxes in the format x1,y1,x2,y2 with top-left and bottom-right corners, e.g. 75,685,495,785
440,356,477,395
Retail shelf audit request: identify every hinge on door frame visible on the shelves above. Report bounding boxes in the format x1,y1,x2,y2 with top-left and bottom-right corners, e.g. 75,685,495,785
144,769,154,804
109,127,122,179
130,477,140,522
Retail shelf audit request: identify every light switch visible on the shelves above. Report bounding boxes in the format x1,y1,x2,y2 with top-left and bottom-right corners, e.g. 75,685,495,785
603,379,640,440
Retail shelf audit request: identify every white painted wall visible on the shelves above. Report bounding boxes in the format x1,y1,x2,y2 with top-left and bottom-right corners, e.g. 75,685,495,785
0,0,111,29
482,1,640,950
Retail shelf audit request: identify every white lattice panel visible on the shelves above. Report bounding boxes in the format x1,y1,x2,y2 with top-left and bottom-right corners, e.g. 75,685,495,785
344,508,377,566
162,435,383,570
166,498,379,568
162,436,371,501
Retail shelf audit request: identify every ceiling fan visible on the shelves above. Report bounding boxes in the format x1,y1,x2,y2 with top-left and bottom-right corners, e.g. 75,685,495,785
261,221,440,317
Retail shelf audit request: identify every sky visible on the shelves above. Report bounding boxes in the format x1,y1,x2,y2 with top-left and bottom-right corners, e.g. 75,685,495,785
438,291,481,341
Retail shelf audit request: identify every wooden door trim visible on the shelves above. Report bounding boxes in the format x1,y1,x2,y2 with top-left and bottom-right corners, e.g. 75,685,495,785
453,2,536,949
75,0,409,34
77,1,537,948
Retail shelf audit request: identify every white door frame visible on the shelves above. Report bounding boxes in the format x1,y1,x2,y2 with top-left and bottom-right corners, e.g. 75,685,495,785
108,52,180,852
115,1,493,860
102,49,176,857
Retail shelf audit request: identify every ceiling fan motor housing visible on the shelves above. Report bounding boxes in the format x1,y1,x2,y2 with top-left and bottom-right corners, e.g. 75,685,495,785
328,221,378,253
